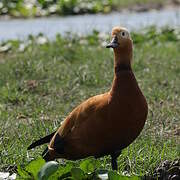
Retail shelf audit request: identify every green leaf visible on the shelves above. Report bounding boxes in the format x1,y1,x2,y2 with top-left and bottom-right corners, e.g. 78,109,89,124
80,158,98,173
49,163,73,180
71,167,85,180
130,176,141,180
17,165,31,179
108,171,121,180
38,161,59,180
25,158,45,179
108,171,140,180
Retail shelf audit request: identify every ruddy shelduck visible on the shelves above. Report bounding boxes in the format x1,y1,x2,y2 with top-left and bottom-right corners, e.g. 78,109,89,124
28,26,148,170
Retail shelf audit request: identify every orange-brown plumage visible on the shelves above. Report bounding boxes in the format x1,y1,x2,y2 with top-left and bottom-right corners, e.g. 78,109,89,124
28,26,148,170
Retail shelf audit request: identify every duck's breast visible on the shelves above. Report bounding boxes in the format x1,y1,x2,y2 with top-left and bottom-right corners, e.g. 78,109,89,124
107,71,148,150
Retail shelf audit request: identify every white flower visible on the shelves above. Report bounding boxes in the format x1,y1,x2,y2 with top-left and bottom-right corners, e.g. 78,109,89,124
36,36,48,45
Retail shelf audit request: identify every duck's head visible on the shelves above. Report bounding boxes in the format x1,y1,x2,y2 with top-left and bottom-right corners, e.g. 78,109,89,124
106,26,133,67
106,26,132,49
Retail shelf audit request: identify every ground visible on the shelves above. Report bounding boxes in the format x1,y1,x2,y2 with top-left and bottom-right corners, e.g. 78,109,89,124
0,27,179,179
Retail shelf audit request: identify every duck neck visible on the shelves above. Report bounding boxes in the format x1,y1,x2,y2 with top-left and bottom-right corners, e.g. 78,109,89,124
113,46,132,75
110,46,133,96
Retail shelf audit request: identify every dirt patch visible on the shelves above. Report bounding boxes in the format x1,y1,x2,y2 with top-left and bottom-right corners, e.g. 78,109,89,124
1,165,17,175
144,159,180,180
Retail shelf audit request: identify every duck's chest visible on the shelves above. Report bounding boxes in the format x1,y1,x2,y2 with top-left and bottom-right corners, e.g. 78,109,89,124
106,88,147,147
108,74,147,124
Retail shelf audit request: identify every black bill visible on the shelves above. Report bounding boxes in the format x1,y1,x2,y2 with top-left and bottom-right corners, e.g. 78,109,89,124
106,36,119,48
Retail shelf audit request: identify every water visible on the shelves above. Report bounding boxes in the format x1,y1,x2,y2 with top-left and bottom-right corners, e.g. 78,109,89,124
0,8,179,41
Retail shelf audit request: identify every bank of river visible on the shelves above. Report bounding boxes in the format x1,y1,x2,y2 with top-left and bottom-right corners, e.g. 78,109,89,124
0,8,179,42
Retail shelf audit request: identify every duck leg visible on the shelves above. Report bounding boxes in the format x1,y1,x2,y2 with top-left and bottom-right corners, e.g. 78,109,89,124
111,151,121,170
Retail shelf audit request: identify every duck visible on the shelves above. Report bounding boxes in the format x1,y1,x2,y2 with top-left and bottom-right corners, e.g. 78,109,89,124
28,26,148,170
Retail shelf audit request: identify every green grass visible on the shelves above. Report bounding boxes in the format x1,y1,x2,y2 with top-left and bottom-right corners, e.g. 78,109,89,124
0,0,173,17
0,27,179,178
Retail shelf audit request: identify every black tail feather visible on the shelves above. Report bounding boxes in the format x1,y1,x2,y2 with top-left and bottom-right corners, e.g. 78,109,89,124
42,147,48,157
42,147,51,162
43,133,65,162
27,132,55,150
53,133,65,153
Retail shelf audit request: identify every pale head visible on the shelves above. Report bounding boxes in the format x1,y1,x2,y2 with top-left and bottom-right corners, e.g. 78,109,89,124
106,26,133,68
106,26,132,48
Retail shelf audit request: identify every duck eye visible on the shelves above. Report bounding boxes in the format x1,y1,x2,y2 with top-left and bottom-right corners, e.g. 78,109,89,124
121,31,126,37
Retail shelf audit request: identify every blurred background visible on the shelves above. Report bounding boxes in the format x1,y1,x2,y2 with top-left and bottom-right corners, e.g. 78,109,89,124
0,0,180,41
